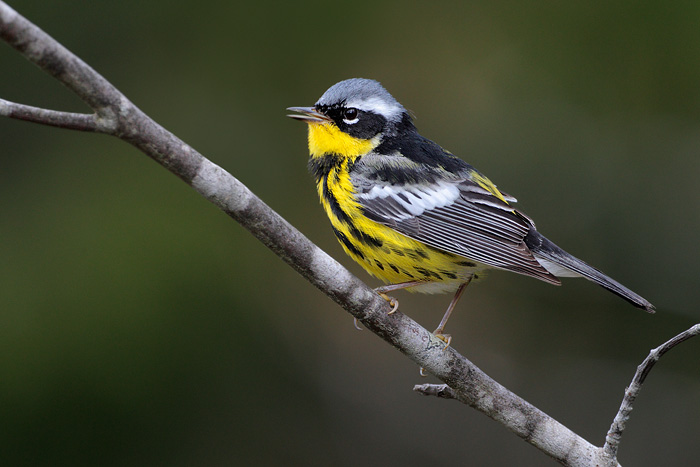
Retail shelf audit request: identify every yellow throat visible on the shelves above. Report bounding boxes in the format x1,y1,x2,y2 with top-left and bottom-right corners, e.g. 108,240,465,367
307,122,379,158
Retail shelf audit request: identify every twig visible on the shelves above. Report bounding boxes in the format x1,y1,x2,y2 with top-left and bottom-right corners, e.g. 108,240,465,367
602,323,700,465
414,383,457,399
0,98,101,131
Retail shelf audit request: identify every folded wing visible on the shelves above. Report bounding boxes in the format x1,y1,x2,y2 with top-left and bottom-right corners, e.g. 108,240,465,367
354,172,561,285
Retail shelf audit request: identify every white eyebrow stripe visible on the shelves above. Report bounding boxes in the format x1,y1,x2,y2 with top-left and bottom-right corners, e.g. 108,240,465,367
345,96,404,121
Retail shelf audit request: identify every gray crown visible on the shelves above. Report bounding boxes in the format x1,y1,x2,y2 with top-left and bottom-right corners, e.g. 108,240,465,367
316,78,406,122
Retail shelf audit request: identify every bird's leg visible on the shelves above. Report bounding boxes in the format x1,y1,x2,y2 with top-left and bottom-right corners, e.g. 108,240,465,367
374,280,426,314
433,277,472,348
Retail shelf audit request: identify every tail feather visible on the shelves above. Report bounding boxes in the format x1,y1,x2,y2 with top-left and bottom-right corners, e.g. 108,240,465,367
525,231,655,313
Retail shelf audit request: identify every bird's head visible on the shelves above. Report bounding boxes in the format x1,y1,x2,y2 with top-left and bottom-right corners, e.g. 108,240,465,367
288,78,408,159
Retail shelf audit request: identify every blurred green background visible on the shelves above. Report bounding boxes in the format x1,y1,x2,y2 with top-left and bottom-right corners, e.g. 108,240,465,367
1,1,699,465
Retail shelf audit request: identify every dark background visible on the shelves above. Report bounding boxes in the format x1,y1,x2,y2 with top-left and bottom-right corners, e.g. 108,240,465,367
1,1,698,465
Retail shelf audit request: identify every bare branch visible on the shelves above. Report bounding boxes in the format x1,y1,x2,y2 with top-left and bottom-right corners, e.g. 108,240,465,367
602,323,700,465
0,98,100,131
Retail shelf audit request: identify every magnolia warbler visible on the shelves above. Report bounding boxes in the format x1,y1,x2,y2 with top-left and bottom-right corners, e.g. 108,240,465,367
288,78,654,343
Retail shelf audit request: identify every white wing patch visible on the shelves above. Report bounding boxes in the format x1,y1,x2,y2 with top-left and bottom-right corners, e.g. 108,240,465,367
357,181,460,220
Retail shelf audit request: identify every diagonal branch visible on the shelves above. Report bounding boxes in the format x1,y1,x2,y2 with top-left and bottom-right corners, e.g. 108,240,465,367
602,323,700,465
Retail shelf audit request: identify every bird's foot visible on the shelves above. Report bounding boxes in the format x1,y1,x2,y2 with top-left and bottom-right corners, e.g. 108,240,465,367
433,330,452,350
374,290,399,314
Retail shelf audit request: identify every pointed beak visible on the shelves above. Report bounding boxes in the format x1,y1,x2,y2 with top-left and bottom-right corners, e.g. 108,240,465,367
286,106,331,123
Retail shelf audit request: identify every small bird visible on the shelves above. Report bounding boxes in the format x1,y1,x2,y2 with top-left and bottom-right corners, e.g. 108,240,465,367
288,78,654,343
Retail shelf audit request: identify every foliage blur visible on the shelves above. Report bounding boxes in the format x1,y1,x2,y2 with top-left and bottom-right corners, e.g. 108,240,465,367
1,1,699,465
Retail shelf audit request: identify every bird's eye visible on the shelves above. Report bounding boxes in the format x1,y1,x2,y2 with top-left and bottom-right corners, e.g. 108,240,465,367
342,108,359,123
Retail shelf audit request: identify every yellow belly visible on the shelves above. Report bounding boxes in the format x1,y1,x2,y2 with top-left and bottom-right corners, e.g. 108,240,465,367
345,222,477,294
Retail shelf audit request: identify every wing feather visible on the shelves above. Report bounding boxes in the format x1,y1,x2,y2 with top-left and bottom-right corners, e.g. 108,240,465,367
354,172,560,284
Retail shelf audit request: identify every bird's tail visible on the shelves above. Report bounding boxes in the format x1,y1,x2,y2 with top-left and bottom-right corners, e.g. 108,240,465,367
525,231,655,313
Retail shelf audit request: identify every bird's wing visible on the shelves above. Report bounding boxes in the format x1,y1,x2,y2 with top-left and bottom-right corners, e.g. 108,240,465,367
352,166,561,284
